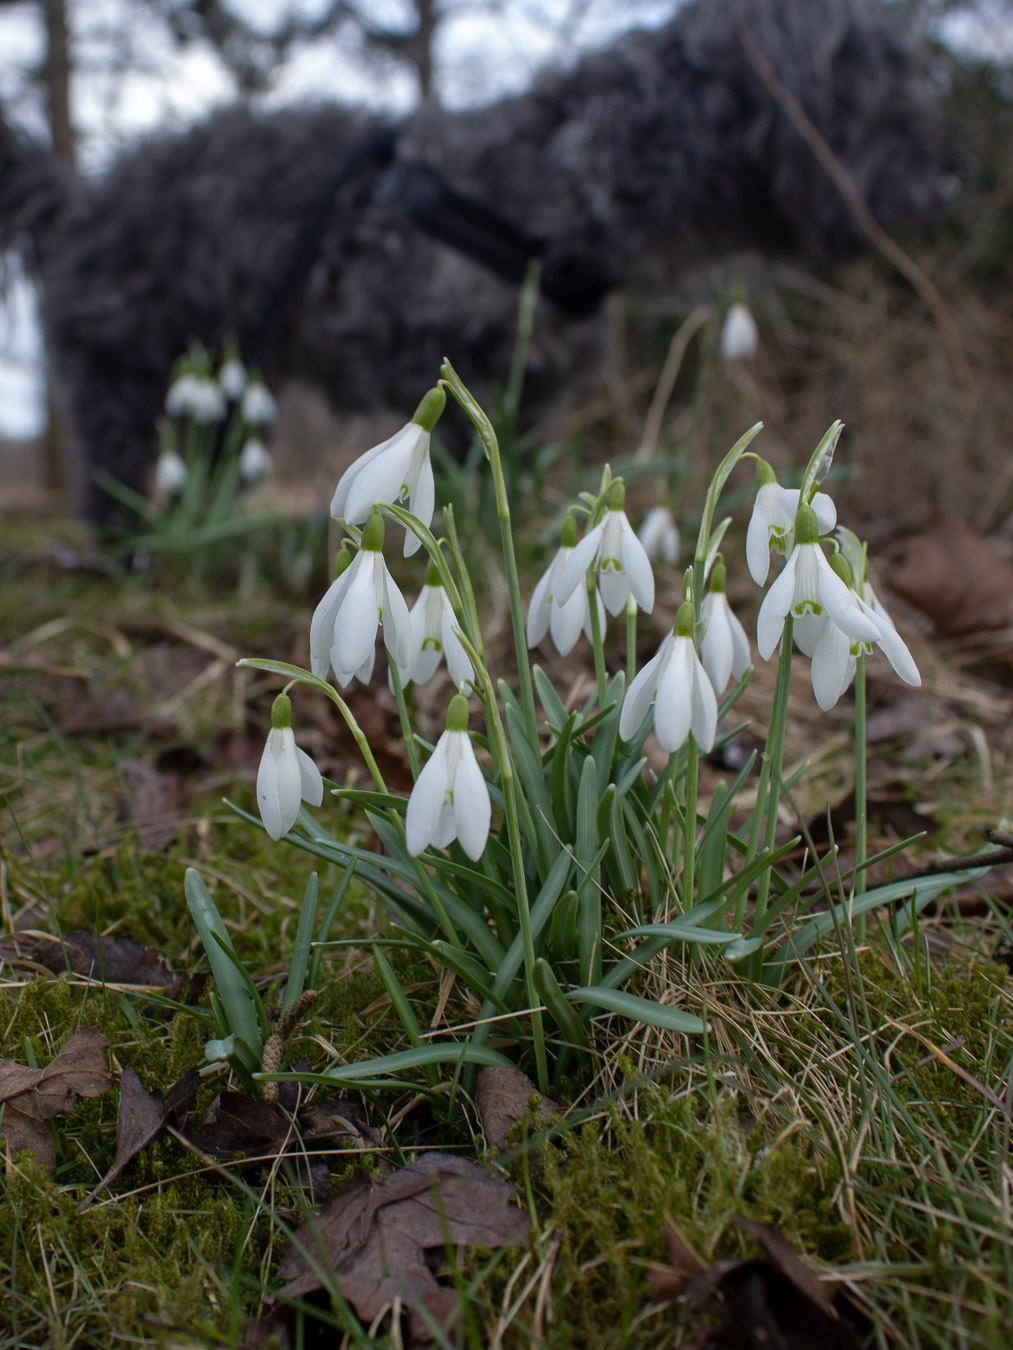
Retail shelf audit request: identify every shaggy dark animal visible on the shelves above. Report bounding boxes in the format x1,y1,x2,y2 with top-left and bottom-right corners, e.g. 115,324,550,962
0,0,942,528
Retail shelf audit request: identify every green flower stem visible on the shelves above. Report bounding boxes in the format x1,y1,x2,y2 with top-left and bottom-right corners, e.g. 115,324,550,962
237,658,463,948
389,661,419,779
684,738,699,908
744,615,793,979
440,360,538,751
626,596,637,689
692,421,764,609
451,627,548,1094
854,652,868,940
589,578,608,706
442,504,484,663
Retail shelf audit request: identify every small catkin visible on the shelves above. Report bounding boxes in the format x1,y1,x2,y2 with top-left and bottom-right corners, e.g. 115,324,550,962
260,989,319,1104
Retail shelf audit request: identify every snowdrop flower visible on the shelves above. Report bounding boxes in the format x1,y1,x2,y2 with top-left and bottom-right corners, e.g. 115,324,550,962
309,513,411,686
257,694,324,840
241,379,278,426
155,448,188,496
527,514,607,656
218,355,247,401
802,528,920,704
620,601,717,753
398,560,474,688
637,505,680,566
556,482,655,617
756,503,882,671
330,387,444,557
405,693,491,861
699,561,751,694
166,372,226,423
720,300,759,362
239,437,274,482
746,459,837,585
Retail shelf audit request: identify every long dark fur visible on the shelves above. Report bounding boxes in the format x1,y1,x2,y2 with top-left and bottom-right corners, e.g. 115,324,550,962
0,0,941,527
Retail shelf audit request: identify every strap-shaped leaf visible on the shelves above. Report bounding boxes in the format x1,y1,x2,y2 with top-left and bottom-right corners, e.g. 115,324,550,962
566,985,707,1034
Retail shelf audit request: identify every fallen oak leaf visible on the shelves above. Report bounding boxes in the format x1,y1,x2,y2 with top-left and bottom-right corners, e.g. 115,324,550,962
891,509,1013,637
475,1064,558,1151
0,1026,114,1171
78,1066,199,1208
275,1151,530,1343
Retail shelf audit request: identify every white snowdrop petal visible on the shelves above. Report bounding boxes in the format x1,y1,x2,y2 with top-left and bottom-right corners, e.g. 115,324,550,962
381,568,413,670
652,640,695,753
756,552,798,660
526,564,555,646
619,517,656,613
810,623,855,711
700,595,734,694
812,492,838,535
296,747,324,807
333,561,381,676
729,606,751,679
817,556,881,642
453,741,492,861
690,652,718,751
405,741,449,856
310,571,353,679
405,451,435,556
555,523,604,604
598,566,630,616
549,587,587,656
619,640,669,740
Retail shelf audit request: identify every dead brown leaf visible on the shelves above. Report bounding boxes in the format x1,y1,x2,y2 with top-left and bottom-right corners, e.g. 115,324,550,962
892,509,1013,636
475,1065,558,1150
0,1026,114,1170
79,1066,199,1207
649,1218,861,1350
115,757,188,849
14,930,175,986
275,1152,530,1343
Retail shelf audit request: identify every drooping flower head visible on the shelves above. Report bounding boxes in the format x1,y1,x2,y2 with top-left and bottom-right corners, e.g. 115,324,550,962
257,693,324,841
756,502,882,686
527,513,607,656
405,693,491,861
399,559,474,689
309,513,411,687
720,300,759,362
330,386,445,557
241,379,278,426
155,448,188,496
556,482,655,617
218,355,248,402
637,505,681,566
166,371,227,424
789,527,921,710
620,600,717,754
699,559,751,695
746,459,837,586
239,437,274,482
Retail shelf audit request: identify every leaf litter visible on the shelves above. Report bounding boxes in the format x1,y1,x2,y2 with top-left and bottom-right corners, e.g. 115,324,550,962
259,1152,531,1345
0,1025,115,1170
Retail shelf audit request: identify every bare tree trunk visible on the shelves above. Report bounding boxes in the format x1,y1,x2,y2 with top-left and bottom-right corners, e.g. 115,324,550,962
40,0,75,501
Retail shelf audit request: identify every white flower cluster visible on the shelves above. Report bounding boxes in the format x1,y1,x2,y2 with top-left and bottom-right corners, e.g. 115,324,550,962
254,402,919,863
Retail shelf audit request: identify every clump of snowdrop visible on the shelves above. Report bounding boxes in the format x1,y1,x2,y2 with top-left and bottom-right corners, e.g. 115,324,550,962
720,300,759,362
166,371,227,424
638,505,681,566
699,559,751,694
620,600,717,754
527,513,606,656
405,693,491,861
256,693,324,841
556,481,655,617
330,387,445,557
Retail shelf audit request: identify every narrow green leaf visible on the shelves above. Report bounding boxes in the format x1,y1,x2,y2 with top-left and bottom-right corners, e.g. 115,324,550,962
576,755,603,987
566,985,707,1034
283,872,318,1011
534,958,589,1049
